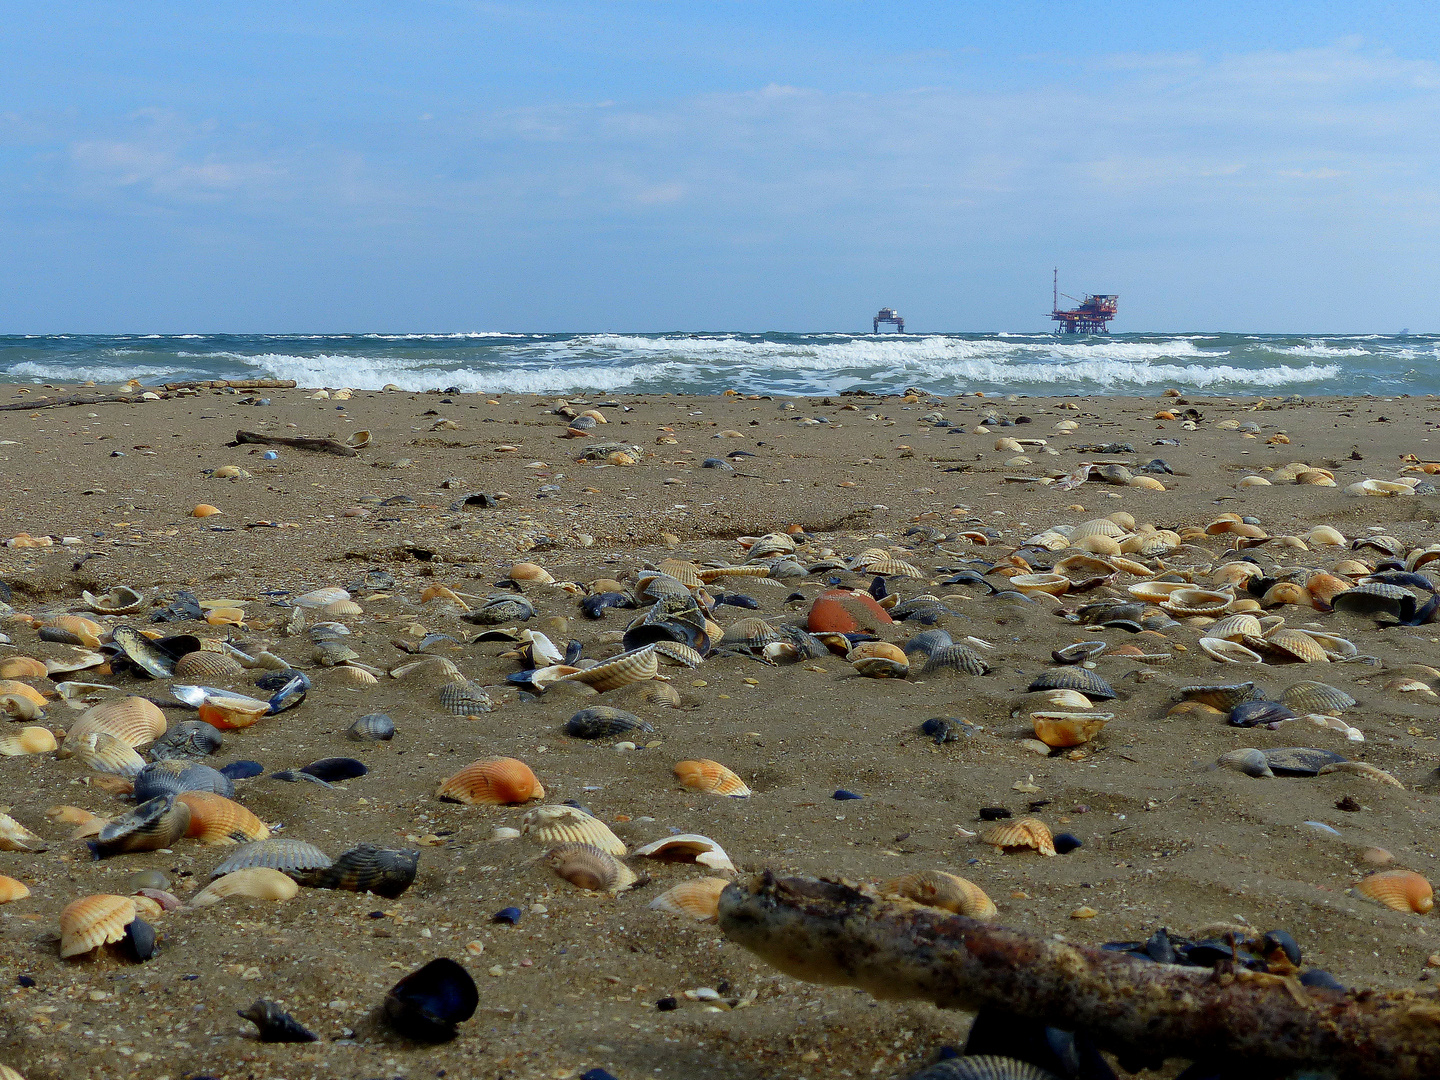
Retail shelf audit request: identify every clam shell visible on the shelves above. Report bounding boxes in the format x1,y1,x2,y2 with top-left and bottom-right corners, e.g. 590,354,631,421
719,618,782,649
1031,712,1109,748
177,791,270,844
979,817,1056,857
0,681,48,708
1217,748,1274,778
80,586,145,615
0,874,31,903
1181,682,1264,710
211,839,332,878
436,757,545,805
1022,688,1093,710
110,626,176,678
0,657,47,680
188,867,300,907
348,713,397,741
133,760,235,800
174,651,244,679
0,692,44,721
1281,681,1356,714
70,731,147,777
294,587,350,609
1357,869,1433,914
881,870,997,919
59,894,136,958
0,726,57,756
521,805,626,855
1126,581,1187,602
196,694,269,731
1305,525,1347,546
850,645,910,679
1261,582,1312,608
1006,573,1070,596
63,697,166,751
1198,638,1264,663
148,720,224,761
436,680,493,715
91,795,191,857
564,706,652,740
297,843,418,898
40,615,103,648
648,877,729,922
558,645,659,692
1026,668,1115,701
0,812,47,852
674,758,750,797
632,833,735,871
921,644,990,677
382,956,479,1043
544,842,639,892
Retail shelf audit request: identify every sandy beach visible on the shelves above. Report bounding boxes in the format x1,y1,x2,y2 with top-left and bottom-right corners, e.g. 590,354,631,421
1,382,1439,1080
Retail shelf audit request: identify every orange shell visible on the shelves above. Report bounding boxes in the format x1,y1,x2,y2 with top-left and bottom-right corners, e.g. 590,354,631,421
41,615,103,647
673,759,751,798
1305,572,1353,605
0,657,47,680
203,607,246,627
807,590,893,634
0,726,58,756
0,681,48,707
177,791,270,844
197,698,268,730
882,870,997,919
1153,410,1176,420
845,641,907,664
1261,582,1313,608
46,805,98,826
59,894,136,958
436,757,545,805
509,561,556,583
0,875,30,903
191,504,222,517
1357,869,1433,914
66,697,166,749
648,877,730,922
980,817,1056,857
1032,713,1108,749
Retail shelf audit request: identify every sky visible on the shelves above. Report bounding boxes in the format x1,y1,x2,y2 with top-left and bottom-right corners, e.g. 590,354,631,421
1,1,1438,334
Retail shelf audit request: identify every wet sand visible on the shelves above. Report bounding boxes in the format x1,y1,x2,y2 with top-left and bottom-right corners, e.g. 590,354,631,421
1,383,1439,1080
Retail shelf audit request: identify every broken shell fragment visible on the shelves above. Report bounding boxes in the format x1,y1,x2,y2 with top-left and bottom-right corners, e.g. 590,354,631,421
1031,712,1110,748
633,833,735,871
0,811,45,852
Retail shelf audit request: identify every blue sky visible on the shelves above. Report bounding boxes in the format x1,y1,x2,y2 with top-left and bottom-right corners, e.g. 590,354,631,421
1,1,1437,333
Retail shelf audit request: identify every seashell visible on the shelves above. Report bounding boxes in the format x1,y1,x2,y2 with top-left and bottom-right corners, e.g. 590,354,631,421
59,894,136,958
1259,582,1312,609
719,618,782,650
1072,533,1121,556
0,726,56,756
881,870,996,919
1160,588,1233,616
1198,637,1264,663
42,647,108,676
0,692,43,722
848,641,910,679
0,657,48,680
187,867,300,907
1316,760,1400,786
920,643,990,677
1181,682,1264,710
1217,748,1274,778
328,663,379,687
39,615,103,648
1406,543,1440,572
80,586,145,615
1262,746,1347,777
1051,641,1106,664
1331,582,1418,620
294,587,350,609
173,650,244,679
1356,869,1433,914
1301,525,1346,547
633,833,735,871
0,681,48,708
437,757,545,805
1281,681,1356,713
1026,667,1115,701
0,812,46,852
47,805,97,826
564,706,652,740
63,697,166,753
544,842,640,892
605,680,682,708
298,843,419,898
1227,700,1296,727
382,957,478,1043
1022,688,1094,710
1262,628,1330,664
0,874,31,903
1210,562,1263,588
238,1000,318,1043
1237,476,1271,487
177,791,269,844
1346,479,1413,496
1125,581,1187,602
521,804,626,855
211,839,332,878
1007,573,1070,596
1071,518,1126,540
70,731,147,777
204,606,246,627
909,1056,1066,1080
320,599,363,619
653,640,704,667
863,557,924,578
312,639,360,667
648,877,730,922
133,760,234,800
191,504,222,517
420,584,471,610
348,713,397,741
807,589,894,634
298,756,367,782
674,758,751,797
980,817,1056,857
557,645,659,693
654,560,703,588
436,680,493,715
90,795,191,858
1031,712,1108,748
1206,613,1263,641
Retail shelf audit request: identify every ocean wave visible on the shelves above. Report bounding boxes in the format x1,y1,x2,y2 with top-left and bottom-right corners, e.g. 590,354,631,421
1272,344,1373,358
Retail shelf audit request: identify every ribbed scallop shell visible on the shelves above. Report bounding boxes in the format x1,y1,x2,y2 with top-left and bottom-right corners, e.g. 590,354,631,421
558,646,659,692
521,804,627,855
1262,628,1330,664
64,697,166,751
0,874,30,903
881,870,997,919
909,1055,1060,1080
134,760,234,800
1198,638,1264,663
211,839,332,878
1357,869,1433,913
648,877,729,922
697,565,769,583
59,894,136,958
328,664,380,687
188,867,299,907
71,731,147,777
436,757,545,805
0,657,48,679
0,726,57,756
1160,588,1233,616
390,656,462,680
674,759,751,797
921,644,990,676
1281,681,1357,713
1071,518,1126,539
1207,613,1263,641
0,813,46,852
632,833,735,871
177,792,269,845
719,618,782,649
321,599,363,619
1026,668,1115,701
294,587,350,609
436,680,493,715
544,842,639,892
174,651,245,679
979,817,1056,857
655,560,703,588
1181,682,1264,710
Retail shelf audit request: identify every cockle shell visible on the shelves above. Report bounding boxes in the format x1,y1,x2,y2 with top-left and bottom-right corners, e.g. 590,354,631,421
1007,573,1071,596
1206,613,1263,641
328,663,380,687
0,657,47,679
632,833,735,871
509,562,556,584
211,839,331,878
436,757,545,805
1306,572,1354,605
0,875,30,903
177,791,270,845
544,842,639,892
174,651,244,679
979,817,1056,857
1262,628,1330,664
1071,518,1126,540
881,870,997,919
648,878,730,922
39,615,103,648
62,697,166,752
557,646,659,693
1027,667,1115,701
1160,588,1233,616
1356,869,1433,914
187,867,299,907
436,680,493,715
91,795,191,857
605,680,682,708
520,804,626,855
59,894,136,957
0,813,46,853
70,731,147,777
294,587,350,609
1281,681,1356,713
80,586,145,615
0,726,56,756
674,759,751,797
298,844,418,898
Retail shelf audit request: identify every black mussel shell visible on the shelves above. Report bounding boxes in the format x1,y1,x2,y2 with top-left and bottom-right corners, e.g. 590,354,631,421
714,592,760,610
622,618,703,653
299,757,368,782
920,717,975,744
266,673,309,714
1051,641,1106,664
1052,832,1082,854
581,591,634,619
1299,968,1346,993
149,590,203,623
348,713,397,741
471,629,522,643
1143,928,1179,965
219,760,265,780
960,1004,1103,1080
493,906,522,924
238,999,319,1043
563,638,584,664
1227,700,1296,727
155,634,205,661
1364,570,1437,593
119,917,157,962
299,843,419,898
1261,746,1346,778
1262,929,1301,967
149,720,224,761
978,807,1012,821
564,707,653,740
382,957,479,1042
110,625,177,679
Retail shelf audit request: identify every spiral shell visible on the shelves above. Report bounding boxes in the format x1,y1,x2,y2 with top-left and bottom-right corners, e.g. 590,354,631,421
544,842,639,892
558,646,659,693
881,870,996,919
177,791,270,845
174,651,244,679
188,867,299,907
648,877,729,922
979,817,1056,857
62,697,166,754
0,726,57,756
520,804,626,855
437,757,545,805
1357,869,1433,914
674,759,751,798
211,839,332,878
59,894,136,958
632,833,735,871
0,875,30,903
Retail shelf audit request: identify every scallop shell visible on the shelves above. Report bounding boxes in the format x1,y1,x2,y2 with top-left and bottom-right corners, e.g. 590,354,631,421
70,731,147,777
0,813,46,852
719,618,782,649
1262,628,1330,664
328,664,380,687
40,615,103,648
520,804,626,855
1026,668,1115,701
1180,682,1264,710
321,599,363,619
436,680,493,715
648,877,730,922
294,587,350,609
1007,573,1070,596
564,706,652,740
1031,712,1109,748
544,842,639,892
605,680,682,708
0,875,31,903
1356,869,1433,914
63,697,166,753
674,758,751,798
1318,760,1402,787
59,894,136,958
921,643,991,677
173,651,244,679
188,867,300,907
911,1056,1063,1080
979,817,1056,857
1071,518,1126,540
881,870,997,919
211,839,332,878
437,757,545,805
1198,638,1264,663
558,645,659,692
654,560,702,588
1281,681,1356,713
177,791,270,845
298,844,418,898
90,795,191,857
632,833,735,871
0,657,48,680
1160,588,1233,616
1206,613,1263,641
0,726,57,756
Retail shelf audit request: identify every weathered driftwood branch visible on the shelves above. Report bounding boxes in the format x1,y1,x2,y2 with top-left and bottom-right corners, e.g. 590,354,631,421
164,379,296,390
717,873,1440,1080
0,393,143,412
233,430,358,457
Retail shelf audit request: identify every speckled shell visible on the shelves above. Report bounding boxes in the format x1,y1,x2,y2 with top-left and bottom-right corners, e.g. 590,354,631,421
298,844,418,898
0,657,48,680
0,813,46,853
674,759,751,798
0,875,30,903
520,805,626,855
59,894,136,958
0,726,57,756
211,839,332,879
436,757,545,805
979,817,1056,857
188,867,300,907
648,877,729,922
177,791,270,845
70,731,147,777
881,870,997,919
436,680,494,715
64,697,166,751
91,795,191,857
1027,668,1115,701
544,842,639,892
632,833,735,871
558,646,660,692
1281,681,1357,714
1357,869,1433,914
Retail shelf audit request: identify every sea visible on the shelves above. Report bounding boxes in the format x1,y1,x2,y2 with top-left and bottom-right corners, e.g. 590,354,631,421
0,332,1434,398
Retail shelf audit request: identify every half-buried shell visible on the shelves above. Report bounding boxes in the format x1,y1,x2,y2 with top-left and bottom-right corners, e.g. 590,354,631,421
632,833,735,871
148,720,224,761
564,706,652,740
520,804,626,855
133,760,235,800
436,758,545,805
177,791,269,844
881,870,997,919
89,795,191,858
211,839,332,879
0,812,47,852
187,867,299,907
1181,682,1265,710
70,732,147,777
297,843,418,898
174,651,245,679
1281,681,1357,714
436,680,493,716
979,817,1056,857
1031,712,1110,748
557,646,659,693
674,759,750,797
648,878,729,922
1027,668,1115,701
63,697,166,752
59,894,137,958
544,842,640,892
348,713,397,740
1356,869,1433,914
1198,638,1264,663
922,643,991,677
0,726,57,756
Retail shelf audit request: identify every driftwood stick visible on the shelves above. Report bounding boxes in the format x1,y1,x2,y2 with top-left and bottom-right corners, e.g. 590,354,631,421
233,430,358,457
0,393,143,412
164,379,297,390
717,873,1440,1080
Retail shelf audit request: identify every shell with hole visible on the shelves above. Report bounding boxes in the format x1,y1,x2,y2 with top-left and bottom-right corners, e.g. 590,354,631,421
881,870,997,919
632,833,735,872
674,759,751,798
59,894,137,958
648,877,730,922
520,804,626,855
544,842,640,893
177,791,270,845
436,757,545,805
1356,869,1433,914
187,867,299,908
979,817,1056,857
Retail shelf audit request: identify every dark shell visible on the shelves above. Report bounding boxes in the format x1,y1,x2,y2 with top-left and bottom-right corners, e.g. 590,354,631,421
770,624,829,660
348,713,397,741
1263,929,1302,967
219,760,265,780
1261,747,1347,778
1052,833,1083,854
266,673,308,714
463,595,535,625
299,757,368,782
90,795,192,859
149,590,203,623
1051,641,1106,664
133,760,235,800
1227,701,1296,727
905,1055,1060,1080
1180,682,1265,711
211,839,332,878
1027,667,1114,700
493,906,522,924
437,680,493,715
580,592,635,619
110,625,177,679
238,999,318,1043
298,843,419,898
623,616,707,654
922,644,990,677
564,707,653,740
120,917,157,962
920,717,976,744
1099,619,1145,633
1330,582,1417,621
903,630,954,658
382,957,479,1043
1280,681,1357,714
148,720,224,761
39,627,89,646
1300,968,1346,992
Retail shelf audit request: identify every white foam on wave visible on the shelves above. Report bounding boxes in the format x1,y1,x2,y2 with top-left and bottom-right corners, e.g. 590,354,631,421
1272,343,1373,358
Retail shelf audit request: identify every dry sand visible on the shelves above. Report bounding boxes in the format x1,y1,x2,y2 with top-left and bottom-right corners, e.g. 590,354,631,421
0,383,1438,1079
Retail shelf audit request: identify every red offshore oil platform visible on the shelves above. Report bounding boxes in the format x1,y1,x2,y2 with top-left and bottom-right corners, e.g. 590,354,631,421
1049,268,1117,334
873,307,904,333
